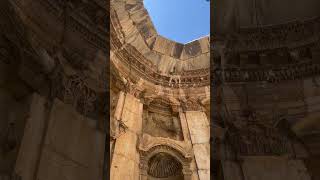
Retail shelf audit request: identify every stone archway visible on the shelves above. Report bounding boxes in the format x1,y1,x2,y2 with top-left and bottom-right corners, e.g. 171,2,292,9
148,152,183,179
139,145,192,180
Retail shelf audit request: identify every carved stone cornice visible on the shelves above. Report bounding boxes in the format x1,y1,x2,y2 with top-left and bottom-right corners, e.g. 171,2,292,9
217,17,320,53
112,44,210,88
20,0,109,53
110,1,210,88
138,134,193,160
212,60,320,83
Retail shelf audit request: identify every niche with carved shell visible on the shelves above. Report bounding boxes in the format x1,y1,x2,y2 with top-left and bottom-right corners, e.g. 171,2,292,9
143,98,183,141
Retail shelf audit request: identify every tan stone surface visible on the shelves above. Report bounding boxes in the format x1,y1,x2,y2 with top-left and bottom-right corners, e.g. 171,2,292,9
114,91,125,120
242,157,311,180
185,111,210,180
111,0,210,76
179,112,192,143
122,93,143,132
193,144,210,170
111,94,142,180
15,94,46,180
111,153,138,180
185,112,210,144
113,131,138,162
223,161,243,180
198,170,210,180
37,147,91,180
36,99,104,180
45,101,96,167
153,36,176,55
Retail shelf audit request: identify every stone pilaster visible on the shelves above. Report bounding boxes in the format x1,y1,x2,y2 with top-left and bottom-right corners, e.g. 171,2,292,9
110,92,143,180
184,110,210,180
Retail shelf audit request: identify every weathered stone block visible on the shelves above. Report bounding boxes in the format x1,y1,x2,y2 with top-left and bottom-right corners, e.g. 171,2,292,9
193,144,210,170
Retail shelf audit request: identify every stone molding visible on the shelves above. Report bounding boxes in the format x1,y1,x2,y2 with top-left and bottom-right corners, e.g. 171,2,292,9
111,0,209,60
138,134,193,160
215,17,320,53
138,134,193,179
111,43,210,88
212,60,320,83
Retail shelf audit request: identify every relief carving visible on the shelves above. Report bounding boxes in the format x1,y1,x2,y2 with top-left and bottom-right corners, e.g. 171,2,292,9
224,107,291,156
143,98,184,141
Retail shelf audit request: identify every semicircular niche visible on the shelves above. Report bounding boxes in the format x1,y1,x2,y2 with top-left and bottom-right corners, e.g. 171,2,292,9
148,152,183,179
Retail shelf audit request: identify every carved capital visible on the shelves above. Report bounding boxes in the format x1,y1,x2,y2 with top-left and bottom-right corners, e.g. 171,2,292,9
124,80,144,98
181,97,203,111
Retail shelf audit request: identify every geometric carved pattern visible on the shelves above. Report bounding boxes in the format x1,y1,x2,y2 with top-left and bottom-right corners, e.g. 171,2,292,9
140,145,192,179
148,152,183,178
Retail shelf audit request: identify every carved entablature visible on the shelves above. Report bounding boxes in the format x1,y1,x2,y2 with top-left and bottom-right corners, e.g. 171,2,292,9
112,44,210,88
110,0,210,89
138,133,193,161
211,60,320,83
221,17,320,52
34,0,108,52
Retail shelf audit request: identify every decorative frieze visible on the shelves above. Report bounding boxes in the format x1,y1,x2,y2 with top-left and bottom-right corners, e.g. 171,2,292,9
212,60,320,83
221,17,320,52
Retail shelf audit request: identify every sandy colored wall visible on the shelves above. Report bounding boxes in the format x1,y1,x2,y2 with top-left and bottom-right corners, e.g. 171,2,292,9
15,97,105,180
185,111,210,180
110,92,143,180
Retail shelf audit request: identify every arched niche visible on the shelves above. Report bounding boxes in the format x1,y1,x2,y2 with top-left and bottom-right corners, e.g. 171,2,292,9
140,145,192,180
148,152,183,180
142,97,183,141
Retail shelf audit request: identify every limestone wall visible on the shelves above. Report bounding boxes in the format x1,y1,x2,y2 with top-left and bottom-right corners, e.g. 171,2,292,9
15,97,105,180
242,157,311,180
185,111,210,180
110,93,143,180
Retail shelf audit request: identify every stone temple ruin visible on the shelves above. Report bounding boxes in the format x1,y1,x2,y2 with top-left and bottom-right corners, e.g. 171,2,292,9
0,0,320,180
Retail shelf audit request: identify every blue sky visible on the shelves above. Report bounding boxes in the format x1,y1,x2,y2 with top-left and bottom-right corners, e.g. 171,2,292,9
143,0,210,44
